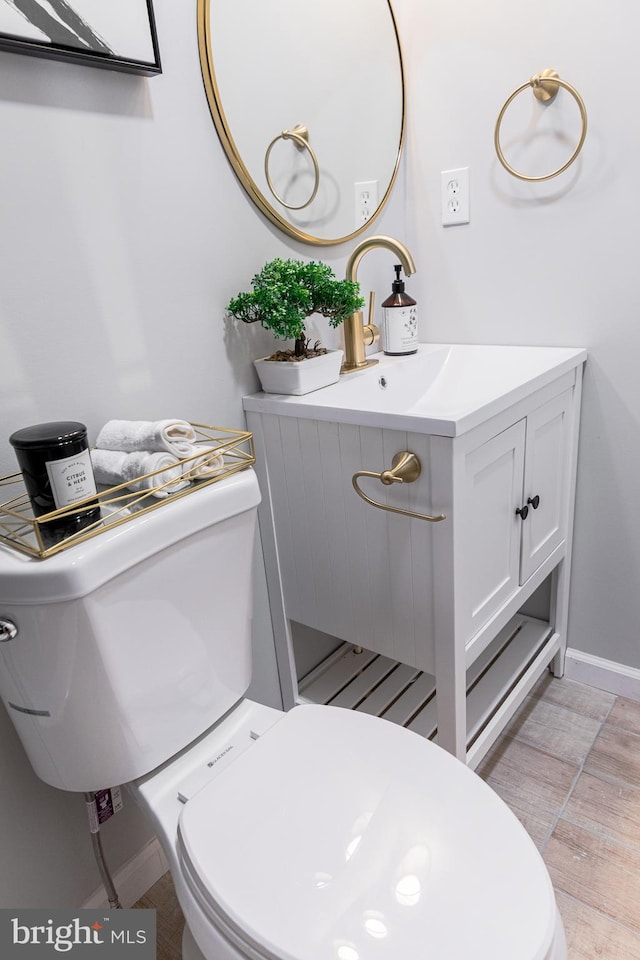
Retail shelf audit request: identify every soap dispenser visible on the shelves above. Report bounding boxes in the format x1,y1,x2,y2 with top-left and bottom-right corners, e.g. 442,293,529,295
381,264,418,355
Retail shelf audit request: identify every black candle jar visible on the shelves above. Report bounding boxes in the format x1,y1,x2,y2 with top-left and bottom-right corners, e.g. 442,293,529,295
9,421,101,546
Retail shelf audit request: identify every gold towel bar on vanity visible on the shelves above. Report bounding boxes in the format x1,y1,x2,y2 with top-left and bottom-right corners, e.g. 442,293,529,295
264,124,320,210
352,451,446,523
494,69,588,182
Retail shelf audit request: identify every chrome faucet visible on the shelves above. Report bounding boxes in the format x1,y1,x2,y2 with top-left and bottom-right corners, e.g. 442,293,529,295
342,235,417,373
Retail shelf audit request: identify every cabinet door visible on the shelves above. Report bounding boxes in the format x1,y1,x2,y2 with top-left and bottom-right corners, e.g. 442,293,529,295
460,419,526,643
519,388,573,583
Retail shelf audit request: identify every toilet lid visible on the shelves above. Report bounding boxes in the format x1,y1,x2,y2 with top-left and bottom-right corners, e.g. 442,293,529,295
178,704,556,960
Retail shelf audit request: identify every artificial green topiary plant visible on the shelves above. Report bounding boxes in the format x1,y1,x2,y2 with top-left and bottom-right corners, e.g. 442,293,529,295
227,258,364,360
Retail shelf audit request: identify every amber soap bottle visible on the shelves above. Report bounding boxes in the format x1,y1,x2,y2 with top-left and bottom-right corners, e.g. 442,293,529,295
380,264,418,355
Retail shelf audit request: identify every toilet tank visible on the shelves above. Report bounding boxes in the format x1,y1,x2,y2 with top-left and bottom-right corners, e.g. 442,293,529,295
0,470,261,792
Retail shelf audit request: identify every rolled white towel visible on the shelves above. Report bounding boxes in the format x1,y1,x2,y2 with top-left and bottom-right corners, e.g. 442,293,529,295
95,419,197,458
180,444,225,480
91,449,190,499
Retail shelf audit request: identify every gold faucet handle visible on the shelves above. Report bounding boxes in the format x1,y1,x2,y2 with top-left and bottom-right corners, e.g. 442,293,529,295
363,290,379,348
367,290,376,325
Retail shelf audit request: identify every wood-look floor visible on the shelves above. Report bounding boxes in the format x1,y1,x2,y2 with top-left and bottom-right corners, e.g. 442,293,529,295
135,674,640,959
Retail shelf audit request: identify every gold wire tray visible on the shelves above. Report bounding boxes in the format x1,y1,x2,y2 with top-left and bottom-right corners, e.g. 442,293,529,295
0,423,255,560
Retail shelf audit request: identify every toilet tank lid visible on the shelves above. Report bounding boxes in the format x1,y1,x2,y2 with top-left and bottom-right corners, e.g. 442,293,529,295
0,469,260,604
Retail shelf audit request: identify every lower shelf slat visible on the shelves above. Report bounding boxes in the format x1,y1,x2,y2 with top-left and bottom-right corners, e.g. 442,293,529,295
381,671,436,726
329,654,399,709
356,663,423,719
297,614,554,762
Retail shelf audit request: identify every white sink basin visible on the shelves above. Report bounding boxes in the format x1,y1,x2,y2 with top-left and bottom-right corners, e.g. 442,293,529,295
318,344,453,412
243,343,587,436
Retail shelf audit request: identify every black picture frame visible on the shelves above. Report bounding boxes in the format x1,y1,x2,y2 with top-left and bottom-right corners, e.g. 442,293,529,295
0,1,161,76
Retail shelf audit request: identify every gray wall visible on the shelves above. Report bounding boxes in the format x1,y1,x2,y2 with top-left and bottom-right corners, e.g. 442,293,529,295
0,0,636,908
0,1,403,907
392,0,639,671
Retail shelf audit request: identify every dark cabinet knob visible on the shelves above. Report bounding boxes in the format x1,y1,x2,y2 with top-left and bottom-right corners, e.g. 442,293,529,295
516,504,529,520
527,495,540,509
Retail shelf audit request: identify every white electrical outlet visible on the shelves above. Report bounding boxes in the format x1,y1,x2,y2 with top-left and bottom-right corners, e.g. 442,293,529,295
441,167,470,226
355,180,379,227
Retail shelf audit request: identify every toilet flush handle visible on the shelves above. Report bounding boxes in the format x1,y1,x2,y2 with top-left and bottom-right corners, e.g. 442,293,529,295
0,619,18,642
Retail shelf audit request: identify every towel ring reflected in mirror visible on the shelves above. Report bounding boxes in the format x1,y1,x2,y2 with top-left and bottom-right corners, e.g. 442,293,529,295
494,69,588,182
264,125,320,210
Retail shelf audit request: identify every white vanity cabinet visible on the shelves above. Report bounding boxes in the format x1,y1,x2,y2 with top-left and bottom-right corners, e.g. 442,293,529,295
244,345,585,767
459,386,573,647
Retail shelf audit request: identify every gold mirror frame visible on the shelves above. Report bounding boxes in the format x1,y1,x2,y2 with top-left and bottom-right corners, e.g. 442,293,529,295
197,0,406,247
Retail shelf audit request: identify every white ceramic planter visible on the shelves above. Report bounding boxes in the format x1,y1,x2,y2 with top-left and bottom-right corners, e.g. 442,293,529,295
254,349,344,396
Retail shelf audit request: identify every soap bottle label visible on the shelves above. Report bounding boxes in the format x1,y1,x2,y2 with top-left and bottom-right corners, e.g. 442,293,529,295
382,304,418,355
45,450,98,509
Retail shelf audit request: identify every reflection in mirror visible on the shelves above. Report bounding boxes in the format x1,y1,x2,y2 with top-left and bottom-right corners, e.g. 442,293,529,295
197,0,405,246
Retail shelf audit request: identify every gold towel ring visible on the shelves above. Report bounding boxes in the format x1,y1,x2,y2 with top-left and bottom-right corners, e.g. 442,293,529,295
495,69,588,182
264,124,320,210
352,451,446,524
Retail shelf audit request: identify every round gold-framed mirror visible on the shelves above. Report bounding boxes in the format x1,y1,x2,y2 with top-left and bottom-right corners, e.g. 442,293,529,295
197,0,405,246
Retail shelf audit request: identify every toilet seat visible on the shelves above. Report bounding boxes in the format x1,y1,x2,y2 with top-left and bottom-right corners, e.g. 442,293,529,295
177,704,557,960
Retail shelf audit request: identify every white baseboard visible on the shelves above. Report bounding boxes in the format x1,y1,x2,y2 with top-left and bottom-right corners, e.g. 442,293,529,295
564,648,640,702
82,837,169,910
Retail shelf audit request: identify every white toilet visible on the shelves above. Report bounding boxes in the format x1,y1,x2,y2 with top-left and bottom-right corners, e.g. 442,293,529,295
0,469,567,960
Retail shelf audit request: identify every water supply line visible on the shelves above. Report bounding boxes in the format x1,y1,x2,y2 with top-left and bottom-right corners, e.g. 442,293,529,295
84,792,123,909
